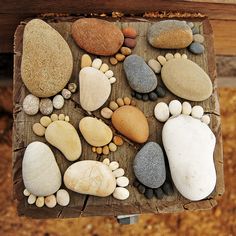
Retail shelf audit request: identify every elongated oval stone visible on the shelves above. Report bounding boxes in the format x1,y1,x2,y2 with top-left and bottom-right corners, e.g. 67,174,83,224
161,58,212,101
124,55,158,93
72,18,124,56
162,114,216,201
21,19,73,97
64,160,116,197
147,20,193,49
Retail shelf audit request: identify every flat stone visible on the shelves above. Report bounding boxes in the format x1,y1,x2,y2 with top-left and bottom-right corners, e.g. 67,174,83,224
133,142,166,188
124,55,158,93
64,160,116,197
189,42,205,54
79,67,111,111
72,18,124,56
147,20,193,49
161,58,212,101
21,19,73,97
162,114,216,201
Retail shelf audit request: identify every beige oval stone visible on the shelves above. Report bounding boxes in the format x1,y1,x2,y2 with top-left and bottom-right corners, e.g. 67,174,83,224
64,160,116,197
112,105,149,143
161,58,212,101
81,54,92,68
79,117,113,147
21,19,73,97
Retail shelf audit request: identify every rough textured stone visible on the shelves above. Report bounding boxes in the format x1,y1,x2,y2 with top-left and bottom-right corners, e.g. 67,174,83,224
133,142,166,188
72,18,124,56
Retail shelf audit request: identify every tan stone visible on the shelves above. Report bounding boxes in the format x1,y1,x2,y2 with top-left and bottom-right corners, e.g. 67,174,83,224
81,54,92,68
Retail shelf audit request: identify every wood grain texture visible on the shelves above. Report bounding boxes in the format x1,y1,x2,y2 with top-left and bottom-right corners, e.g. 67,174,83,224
13,17,224,219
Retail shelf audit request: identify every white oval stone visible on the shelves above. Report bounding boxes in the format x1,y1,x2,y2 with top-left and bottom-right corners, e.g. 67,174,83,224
174,53,181,58
162,114,216,201
113,168,125,178
79,67,111,111
109,77,116,84
100,63,109,73
169,100,182,116
45,195,57,208
109,161,119,171
182,101,192,115
116,176,129,187
23,189,30,196
201,115,210,125
154,102,170,122
23,94,40,115
105,70,114,78
102,158,110,166
165,53,174,61
157,55,166,65
53,95,64,109
56,189,70,206
112,187,129,200
22,142,62,197
64,160,116,197
28,194,36,204
36,197,45,208
191,105,204,119
148,59,161,74
92,58,102,69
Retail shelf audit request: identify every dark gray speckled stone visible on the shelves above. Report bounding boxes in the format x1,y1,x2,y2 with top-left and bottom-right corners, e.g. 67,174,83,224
133,142,166,188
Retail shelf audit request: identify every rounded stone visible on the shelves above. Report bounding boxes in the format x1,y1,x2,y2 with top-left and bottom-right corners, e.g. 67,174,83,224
174,53,181,59
61,88,72,99
157,55,166,65
92,58,102,69
109,57,118,65
133,142,166,188
40,116,52,127
112,187,129,200
193,34,204,43
109,101,119,111
169,100,182,116
32,123,46,136
101,107,113,119
124,38,137,48
100,63,109,73
149,92,158,101
115,53,125,62
189,42,205,54
28,194,36,204
138,184,146,194
120,47,132,56
116,98,124,106
122,27,137,38
144,188,154,199
154,102,170,122
201,115,210,125
108,142,117,152
68,83,77,93
45,195,57,208
155,87,166,98
23,94,40,115
56,189,70,206
162,182,174,196
165,53,174,61
182,101,192,115
123,97,131,105
113,168,125,178
53,95,64,109
23,189,30,196
148,59,161,74
116,176,129,187
109,161,119,171
124,55,158,93
102,158,110,166
102,146,110,155
81,54,92,68
154,188,164,199
36,197,45,208
191,105,204,119
39,98,53,115
142,94,149,101
113,136,124,146
109,77,116,84
21,19,73,98
50,113,58,121
105,70,114,78
72,18,124,56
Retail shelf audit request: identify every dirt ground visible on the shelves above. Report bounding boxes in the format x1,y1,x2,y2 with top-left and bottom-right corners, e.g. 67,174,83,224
0,87,235,236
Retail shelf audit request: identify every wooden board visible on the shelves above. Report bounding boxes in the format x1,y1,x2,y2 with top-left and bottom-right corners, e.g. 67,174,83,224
13,16,224,218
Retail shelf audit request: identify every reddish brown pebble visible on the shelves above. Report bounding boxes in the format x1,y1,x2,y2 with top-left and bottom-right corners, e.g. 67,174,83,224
102,146,110,155
124,38,137,48
113,136,124,146
96,147,102,154
92,147,96,153
122,27,137,38
115,53,125,62
131,99,136,106
110,57,118,65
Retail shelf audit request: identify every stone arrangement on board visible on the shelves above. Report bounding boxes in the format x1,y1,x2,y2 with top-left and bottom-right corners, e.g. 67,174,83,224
19,17,217,212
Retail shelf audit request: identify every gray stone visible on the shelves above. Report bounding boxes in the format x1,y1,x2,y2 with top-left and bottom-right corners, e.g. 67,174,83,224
133,142,166,188
192,26,200,34
124,55,158,93
189,42,205,54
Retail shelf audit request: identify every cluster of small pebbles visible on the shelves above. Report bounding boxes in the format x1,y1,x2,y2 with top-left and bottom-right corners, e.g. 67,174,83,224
133,178,174,199
154,99,210,124
23,83,77,116
23,188,70,208
109,27,137,65
102,158,129,200
92,135,124,155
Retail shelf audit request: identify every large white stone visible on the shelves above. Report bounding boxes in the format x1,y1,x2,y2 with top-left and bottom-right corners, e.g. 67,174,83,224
162,114,216,201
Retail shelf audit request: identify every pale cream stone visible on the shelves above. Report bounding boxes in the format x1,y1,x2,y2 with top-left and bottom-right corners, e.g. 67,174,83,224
182,54,188,59
109,161,119,171
113,168,125,178
169,100,182,116
105,70,114,78
36,197,45,208
51,113,58,121
182,101,192,115
40,116,52,127
116,176,129,187
65,115,70,122
100,63,109,73
165,53,174,61
23,94,39,115
157,55,166,65
45,195,57,208
148,59,161,74
61,88,72,99
201,115,210,125
92,58,102,69
58,114,65,120
108,142,117,152
154,102,169,122
101,107,113,119
109,77,116,84
81,54,92,68
23,189,30,196
28,194,36,204
32,123,46,136
112,187,129,200
102,158,110,166
53,95,64,109
56,189,70,206
174,53,181,58
191,105,204,119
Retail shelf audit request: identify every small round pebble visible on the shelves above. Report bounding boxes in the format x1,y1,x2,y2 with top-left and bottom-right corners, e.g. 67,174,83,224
102,146,110,155
109,101,119,111
23,94,40,115
61,88,72,99
169,100,182,116
101,107,113,119
135,93,142,100
56,189,70,206
193,34,204,43
149,92,158,101
59,113,65,120
144,188,154,199
109,161,119,171
65,115,70,122
51,113,58,121
116,98,124,106
174,53,181,59
116,176,129,187
39,98,53,115
123,97,131,105
105,70,114,78
165,53,174,61
92,58,102,69
40,116,52,127
182,54,188,59
138,184,146,194
100,63,109,73
23,189,30,196
187,22,194,29
109,77,116,84
133,179,140,188
68,83,77,93
92,147,96,153
157,55,166,65
162,182,174,196
154,188,164,199
131,99,136,106
53,95,64,110
148,59,161,74
45,195,57,208
113,187,129,200
115,53,125,62
124,38,136,48
96,147,102,154
189,42,205,54
120,47,132,56
155,87,166,98
113,168,125,178
113,136,124,146
28,194,36,204
81,54,92,68
142,94,149,101
36,197,45,208
109,142,117,152
154,102,170,122
102,158,110,166
191,105,204,119
201,114,210,125
32,123,46,136
182,101,192,115
122,27,137,38
192,26,200,34
110,57,118,65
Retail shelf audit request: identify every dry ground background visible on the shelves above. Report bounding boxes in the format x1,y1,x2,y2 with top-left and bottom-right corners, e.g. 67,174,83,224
0,55,235,235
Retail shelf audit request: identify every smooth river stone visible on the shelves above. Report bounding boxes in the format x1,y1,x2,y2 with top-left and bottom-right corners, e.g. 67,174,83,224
64,160,116,197
112,105,149,143
147,20,193,49
45,120,82,161
79,67,111,111
162,114,216,201
21,19,73,98
72,18,124,56
79,117,113,147
133,142,166,188
161,58,212,101
124,55,158,93
22,142,62,197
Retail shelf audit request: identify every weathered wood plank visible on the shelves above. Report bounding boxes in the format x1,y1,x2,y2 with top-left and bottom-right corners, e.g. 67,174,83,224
13,17,224,218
